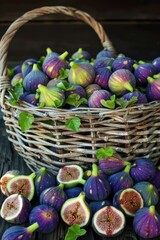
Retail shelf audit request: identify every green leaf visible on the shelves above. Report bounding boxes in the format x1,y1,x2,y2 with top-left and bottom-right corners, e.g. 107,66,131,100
58,68,69,80
65,94,87,107
116,96,137,108
65,117,81,132
8,82,24,106
96,147,116,160
56,81,76,91
64,224,87,240
18,112,34,132
101,95,116,109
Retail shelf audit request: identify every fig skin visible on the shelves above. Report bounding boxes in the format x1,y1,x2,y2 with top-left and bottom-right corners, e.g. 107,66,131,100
122,91,148,104
130,157,156,183
152,57,160,72
65,84,86,98
150,165,160,191
88,89,111,108
20,93,39,106
29,204,59,234
89,200,111,217
71,48,91,61
96,49,116,59
146,77,160,101
112,57,134,72
133,205,160,238
93,57,114,72
11,73,23,87
85,84,101,98
21,58,38,78
65,187,83,198
94,67,112,90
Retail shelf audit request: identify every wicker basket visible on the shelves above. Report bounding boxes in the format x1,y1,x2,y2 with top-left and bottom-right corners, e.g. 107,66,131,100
0,6,160,173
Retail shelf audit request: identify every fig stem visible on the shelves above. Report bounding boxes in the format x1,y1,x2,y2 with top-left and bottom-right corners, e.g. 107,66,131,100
46,47,52,55
70,61,79,68
59,51,68,60
58,183,64,189
133,63,138,69
30,172,36,179
32,64,39,71
158,165,160,170
78,48,83,53
149,205,155,215
27,222,39,233
138,60,145,64
153,74,160,79
123,164,131,173
124,82,133,92
92,163,98,177
79,179,86,185
147,77,155,83
39,167,46,173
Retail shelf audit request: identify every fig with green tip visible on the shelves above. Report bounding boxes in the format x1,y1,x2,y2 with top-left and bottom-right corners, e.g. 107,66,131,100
57,165,86,188
94,67,112,90
122,91,148,104
1,222,39,240
92,206,125,237
61,192,90,227
85,83,101,98
93,57,114,72
21,58,38,78
20,93,39,106
88,89,111,108
112,56,134,72
11,73,23,87
96,49,116,59
6,172,36,201
146,76,160,101
71,48,91,61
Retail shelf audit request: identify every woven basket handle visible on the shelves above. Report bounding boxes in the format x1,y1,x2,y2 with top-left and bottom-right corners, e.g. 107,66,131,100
0,6,115,101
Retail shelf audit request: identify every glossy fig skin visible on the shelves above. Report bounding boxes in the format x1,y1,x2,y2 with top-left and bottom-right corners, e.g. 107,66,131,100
29,204,59,234
96,49,116,59
93,57,114,72
1,222,39,240
133,205,160,238
68,61,95,87
134,63,157,87
112,57,134,72
20,93,39,106
65,84,86,98
146,77,160,101
11,73,23,87
71,48,91,61
94,67,112,90
151,166,160,191
85,84,101,98
130,157,156,183
88,89,111,108
21,58,38,78
65,187,83,198
47,79,62,88
39,183,67,212
133,181,159,207
122,91,148,104
152,57,160,72
108,69,136,96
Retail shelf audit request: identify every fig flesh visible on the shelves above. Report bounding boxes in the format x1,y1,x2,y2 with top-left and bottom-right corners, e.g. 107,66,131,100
0,170,20,196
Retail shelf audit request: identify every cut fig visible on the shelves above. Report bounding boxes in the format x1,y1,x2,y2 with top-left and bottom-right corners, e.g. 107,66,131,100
57,165,86,187
6,172,36,201
60,192,90,227
113,188,144,216
92,206,125,237
0,170,20,196
0,193,31,224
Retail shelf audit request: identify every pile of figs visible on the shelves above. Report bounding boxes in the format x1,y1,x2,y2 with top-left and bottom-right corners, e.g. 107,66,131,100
8,47,160,109
0,150,160,239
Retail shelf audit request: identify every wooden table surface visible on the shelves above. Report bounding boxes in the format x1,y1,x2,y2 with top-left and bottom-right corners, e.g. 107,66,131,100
0,110,160,240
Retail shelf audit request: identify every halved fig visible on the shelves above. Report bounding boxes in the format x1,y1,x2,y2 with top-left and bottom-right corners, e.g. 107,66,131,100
0,170,20,196
92,206,125,237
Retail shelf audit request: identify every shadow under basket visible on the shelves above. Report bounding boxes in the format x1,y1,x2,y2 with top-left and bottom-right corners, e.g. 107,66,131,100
0,6,160,173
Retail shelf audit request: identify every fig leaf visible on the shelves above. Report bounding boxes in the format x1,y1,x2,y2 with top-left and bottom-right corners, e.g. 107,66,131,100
18,112,34,132
58,68,69,80
116,96,137,108
8,83,24,106
56,81,75,91
100,94,116,109
64,224,86,240
65,116,81,132
96,147,116,160
65,94,87,107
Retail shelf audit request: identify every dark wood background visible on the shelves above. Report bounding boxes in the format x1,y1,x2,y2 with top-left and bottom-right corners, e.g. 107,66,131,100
0,0,160,65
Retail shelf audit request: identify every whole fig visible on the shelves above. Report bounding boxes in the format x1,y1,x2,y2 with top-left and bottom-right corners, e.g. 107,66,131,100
94,67,112,90
88,89,111,108
112,56,134,72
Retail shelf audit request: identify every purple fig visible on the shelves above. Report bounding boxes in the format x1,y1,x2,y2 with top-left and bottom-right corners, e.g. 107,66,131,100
146,76,160,101
94,67,112,90
1,222,39,240
134,63,157,86
84,163,111,201
88,89,111,108
21,93,39,106
65,84,86,98
152,57,160,72
96,49,116,59
93,57,114,72
112,57,134,72
19,91,29,100
85,84,101,98
34,167,57,197
108,164,134,194
71,48,91,61
133,205,160,238
29,204,59,233
47,78,63,88
130,157,156,183
0,193,31,224
40,183,67,211
68,61,95,87
108,69,136,96
11,73,23,87
122,91,148,104
23,64,49,93
44,47,59,59
65,187,83,198
21,58,38,78
133,181,159,207
150,165,160,191
42,50,68,78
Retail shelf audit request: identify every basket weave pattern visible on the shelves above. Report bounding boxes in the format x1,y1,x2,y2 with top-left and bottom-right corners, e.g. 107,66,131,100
0,6,160,172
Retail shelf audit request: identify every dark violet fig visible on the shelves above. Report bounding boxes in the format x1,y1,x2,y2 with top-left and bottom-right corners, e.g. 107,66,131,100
65,84,86,98
21,58,38,78
122,91,148,104
65,187,83,198
108,164,134,194
0,193,31,224
57,165,86,188
29,204,59,234
6,172,36,201
68,61,95,87
19,91,29,100
133,205,160,238
89,200,111,217
11,73,23,87
34,167,57,197
44,47,59,59
71,48,91,61
0,170,21,196
88,89,111,108
40,183,67,211
42,51,68,78
21,93,39,106
134,63,157,87
152,57,160,72
94,67,112,90
84,163,111,201
108,69,136,96
99,153,130,175
61,192,90,227
133,181,159,207
85,83,101,98
92,206,125,237
112,57,134,72
113,188,144,217
23,64,49,93
37,84,65,108
151,165,160,191
130,157,156,182
1,222,39,240
47,78,62,88
93,57,114,72
96,49,116,59
146,76,160,101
